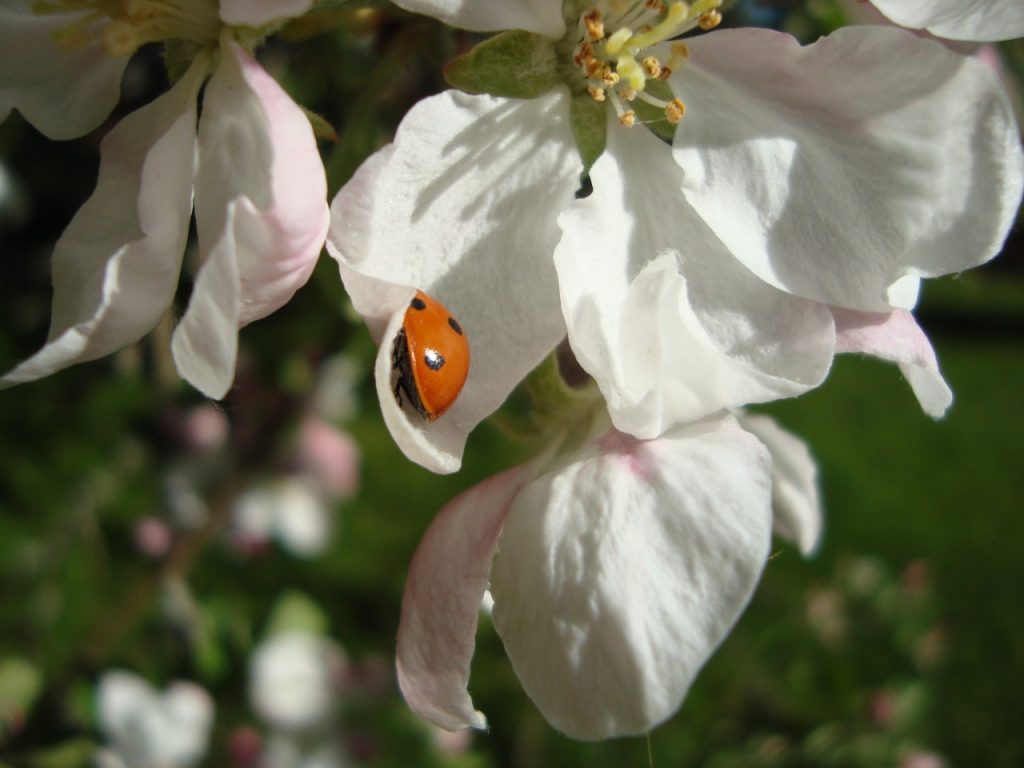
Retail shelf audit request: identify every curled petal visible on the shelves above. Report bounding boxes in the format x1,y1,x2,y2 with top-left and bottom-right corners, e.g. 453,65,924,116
490,415,772,739
738,413,823,556
397,466,531,731
173,40,328,398
673,27,1024,312
833,307,953,418
870,0,1024,42
556,120,835,439
326,90,580,473
390,0,565,38
0,6,127,139
219,0,314,26
0,57,204,388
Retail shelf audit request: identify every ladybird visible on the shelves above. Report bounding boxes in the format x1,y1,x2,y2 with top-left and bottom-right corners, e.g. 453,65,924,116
391,290,470,421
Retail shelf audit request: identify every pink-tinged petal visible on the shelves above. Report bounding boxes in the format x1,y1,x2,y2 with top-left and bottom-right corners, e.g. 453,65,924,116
173,40,328,398
490,415,772,739
0,7,127,139
739,413,823,556
0,57,205,389
673,26,1024,313
171,200,243,397
397,465,531,731
833,307,953,418
556,120,835,439
391,0,565,38
326,90,579,473
870,0,1024,42
219,0,314,27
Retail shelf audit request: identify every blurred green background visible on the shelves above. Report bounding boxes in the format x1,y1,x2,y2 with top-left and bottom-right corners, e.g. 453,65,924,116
1,2,1022,766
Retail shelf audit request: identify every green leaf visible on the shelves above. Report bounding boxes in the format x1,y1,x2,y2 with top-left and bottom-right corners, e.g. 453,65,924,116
570,93,607,172
444,30,560,99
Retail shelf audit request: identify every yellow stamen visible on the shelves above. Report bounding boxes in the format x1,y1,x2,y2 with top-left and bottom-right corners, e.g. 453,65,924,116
604,26,633,56
698,9,721,30
619,109,636,127
626,1,687,50
616,53,646,92
641,55,662,78
583,9,605,40
588,85,607,102
665,97,686,124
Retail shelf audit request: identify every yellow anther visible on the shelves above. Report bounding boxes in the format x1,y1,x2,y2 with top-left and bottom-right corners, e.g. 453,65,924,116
604,27,633,57
665,97,686,124
101,19,140,56
642,56,662,78
619,110,636,127
603,70,621,86
698,9,721,30
671,41,690,58
619,87,637,101
588,85,607,102
583,9,605,40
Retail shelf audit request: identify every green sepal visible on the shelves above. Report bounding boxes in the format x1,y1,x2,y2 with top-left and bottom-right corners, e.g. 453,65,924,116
570,93,607,172
444,30,560,99
302,106,340,142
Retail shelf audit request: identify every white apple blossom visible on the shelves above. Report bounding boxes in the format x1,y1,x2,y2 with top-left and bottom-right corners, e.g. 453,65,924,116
868,0,1024,42
0,0,328,398
231,476,333,557
250,631,346,733
396,410,824,739
95,670,214,768
327,0,1022,472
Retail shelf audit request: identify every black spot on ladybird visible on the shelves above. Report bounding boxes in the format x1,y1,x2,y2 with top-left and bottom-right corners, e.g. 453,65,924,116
448,317,463,335
410,297,427,311
424,349,445,370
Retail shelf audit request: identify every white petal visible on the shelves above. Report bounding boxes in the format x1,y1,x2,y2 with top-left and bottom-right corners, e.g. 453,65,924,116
250,632,340,732
490,415,772,739
0,57,204,389
396,466,530,732
870,0,1024,42
219,0,314,26
97,670,158,739
161,682,215,765
833,307,953,418
673,26,1024,312
738,413,823,556
0,7,126,139
390,0,565,37
326,90,579,473
556,120,835,439
173,40,328,398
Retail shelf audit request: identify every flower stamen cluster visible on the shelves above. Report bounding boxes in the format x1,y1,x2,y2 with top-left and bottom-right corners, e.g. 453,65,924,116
572,0,719,126
33,0,221,57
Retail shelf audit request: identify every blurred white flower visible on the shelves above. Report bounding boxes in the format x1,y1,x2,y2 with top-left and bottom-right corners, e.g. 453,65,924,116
0,1,328,398
250,631,347,734
231,477,333,558
95,670,213,768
